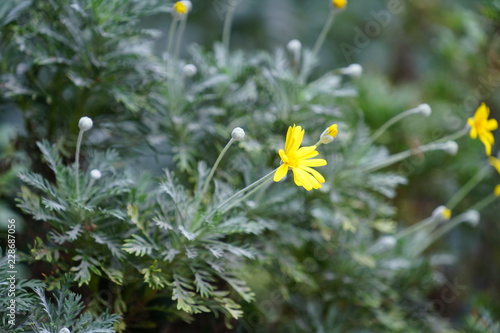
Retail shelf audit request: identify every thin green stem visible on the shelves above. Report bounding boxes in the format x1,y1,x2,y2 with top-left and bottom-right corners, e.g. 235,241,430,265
220,172,274,214
205,169,276,220
446,165,490,210
222,0,236,53
166,18,179,57
433,126,468,144
469,193,497,212
395,216,434,239
362,141,453,173
414,212,474,255
174,17,187,59
74,130,84,199
312,10,336,58
370,108,421,143
199,138,235,200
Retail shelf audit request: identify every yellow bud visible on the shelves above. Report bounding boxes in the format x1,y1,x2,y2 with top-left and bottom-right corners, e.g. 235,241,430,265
173,1,188,15
332,0,347,9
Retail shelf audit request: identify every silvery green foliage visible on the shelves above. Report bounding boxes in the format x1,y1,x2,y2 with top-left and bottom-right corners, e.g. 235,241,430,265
8,0,478,331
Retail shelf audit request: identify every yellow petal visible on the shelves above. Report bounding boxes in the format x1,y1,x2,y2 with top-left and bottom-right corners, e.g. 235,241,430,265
292,167,314,191
299,158,327,167
489,157,500,174
486,118,499,131
278,149,289,164
479,135,493,156
298,165,326,183
495,184,500,197
295,146,319,159
475,103,490,121
274,164,289,182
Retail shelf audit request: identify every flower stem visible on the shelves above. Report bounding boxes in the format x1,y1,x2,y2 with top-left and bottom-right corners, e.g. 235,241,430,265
199,138,235,199
220,172,274,214
446,165,490,210
205,170,276,220
362,141,454,173
174,17,187,59
370,108,422,143
222,0,236,53
434,126,468,144
395,216,435,239
469,193,497,212
312,10,336,58
166,18,179,57
74,129,84,199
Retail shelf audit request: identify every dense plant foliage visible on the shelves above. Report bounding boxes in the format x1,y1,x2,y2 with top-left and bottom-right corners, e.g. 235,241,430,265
1,0,499,332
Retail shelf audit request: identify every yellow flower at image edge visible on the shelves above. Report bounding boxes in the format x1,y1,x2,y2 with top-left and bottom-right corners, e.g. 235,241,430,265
274,125,327,191
173,1,188,15
489,156,500,174
495,185,500,197
332,0,347,9
467,103,498,156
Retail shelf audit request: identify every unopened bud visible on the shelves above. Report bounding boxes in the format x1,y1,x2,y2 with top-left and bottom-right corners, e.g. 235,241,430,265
90,169,102,180
183,64,197,77
231,127,245,141
286,39,302,54
340,63,362,78
432,205,451,220
462,210,480,227
319,124,338,144
78,117,93,131
415,103,432,117
442,141,458,156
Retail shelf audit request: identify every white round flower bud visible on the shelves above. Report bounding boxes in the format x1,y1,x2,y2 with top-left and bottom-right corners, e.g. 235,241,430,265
231,127,245,141
59,328,71,333
442,141,458,156
462,210,480,227
286,39,302,54
183,64,197,77
90,169,102,180
78,116,93,131
340,63,363,78
416,103,432,117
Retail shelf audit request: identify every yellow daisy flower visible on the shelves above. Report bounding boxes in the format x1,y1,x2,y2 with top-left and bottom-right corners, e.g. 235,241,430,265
332,0,347,9
274,125,327,191
467,103,498,156
489,156,500,174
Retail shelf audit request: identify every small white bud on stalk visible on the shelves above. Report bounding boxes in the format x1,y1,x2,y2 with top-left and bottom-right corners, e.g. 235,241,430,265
59,328,71,333
462,210,480,227
78,116,93,131
231,127,245,141
286,39,302,54
183,64,197,77
340,63,363,78
415,103,432,117
442,141,458,156
90,169,102,180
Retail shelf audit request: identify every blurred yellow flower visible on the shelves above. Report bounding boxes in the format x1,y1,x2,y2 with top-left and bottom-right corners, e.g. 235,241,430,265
489,156,500,174
274,125,327,191
467,103,498,156
332,0,347,9
495,185,500,197
173,1,188,15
